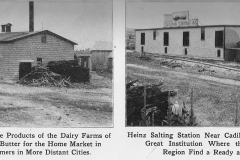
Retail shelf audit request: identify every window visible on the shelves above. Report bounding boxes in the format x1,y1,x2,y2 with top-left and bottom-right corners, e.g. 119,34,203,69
165,47,167,54
183,32,189,46
201,28,205,41
141,33,145,45
41,35,46,43
215,31,223,48
153,30,156,40
164,32,169,46
217,50,221,57
37,58,42,65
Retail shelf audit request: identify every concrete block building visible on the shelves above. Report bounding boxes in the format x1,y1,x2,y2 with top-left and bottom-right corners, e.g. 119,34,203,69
135,11,240,61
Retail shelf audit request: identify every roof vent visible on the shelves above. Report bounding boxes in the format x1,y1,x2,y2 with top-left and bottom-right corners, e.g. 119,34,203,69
1,23,12,33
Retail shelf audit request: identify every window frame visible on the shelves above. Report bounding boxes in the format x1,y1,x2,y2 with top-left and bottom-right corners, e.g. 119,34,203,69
183,31,190,47
153,30,156,40
163,32,169,46
141,33,145,45
201,28,205,41
37,58,43,65
41,35,47,43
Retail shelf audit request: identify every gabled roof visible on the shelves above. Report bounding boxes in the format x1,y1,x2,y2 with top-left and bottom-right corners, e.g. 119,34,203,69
135,25,240,31
92,41,113,51
0,30,77,45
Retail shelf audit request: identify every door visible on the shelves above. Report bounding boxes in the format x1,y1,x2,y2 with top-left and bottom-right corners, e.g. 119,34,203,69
215,30,223,48
19,62,32,79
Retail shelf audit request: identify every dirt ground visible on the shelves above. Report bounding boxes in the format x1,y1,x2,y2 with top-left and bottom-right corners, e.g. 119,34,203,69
127,52,240,126
0,72,113,127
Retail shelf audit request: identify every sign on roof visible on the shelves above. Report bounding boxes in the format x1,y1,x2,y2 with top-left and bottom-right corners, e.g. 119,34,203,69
164,19,198,28
164,11,198,28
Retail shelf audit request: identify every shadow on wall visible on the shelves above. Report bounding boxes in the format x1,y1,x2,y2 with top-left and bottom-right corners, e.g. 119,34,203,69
225,28,240,61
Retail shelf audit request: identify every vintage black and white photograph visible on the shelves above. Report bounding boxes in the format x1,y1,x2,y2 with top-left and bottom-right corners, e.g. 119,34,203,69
0,1,113,127
126,1,240,126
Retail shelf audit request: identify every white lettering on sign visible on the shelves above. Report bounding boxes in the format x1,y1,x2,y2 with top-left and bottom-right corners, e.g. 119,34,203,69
164,19,198,28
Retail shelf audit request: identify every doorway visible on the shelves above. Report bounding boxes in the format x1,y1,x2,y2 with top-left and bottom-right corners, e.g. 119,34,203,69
19,62,32,79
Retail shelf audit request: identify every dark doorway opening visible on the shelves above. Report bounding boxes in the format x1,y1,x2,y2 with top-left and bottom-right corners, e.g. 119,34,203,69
19,62,32,79
215,31,223,48
217,50,221,57
79,56,89,68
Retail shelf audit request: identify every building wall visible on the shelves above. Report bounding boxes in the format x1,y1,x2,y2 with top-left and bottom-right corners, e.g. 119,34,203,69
135,27,225,60
1,33,75,80
91,50,112,70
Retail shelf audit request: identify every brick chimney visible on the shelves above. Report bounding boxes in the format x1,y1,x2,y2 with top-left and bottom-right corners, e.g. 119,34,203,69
29,1,34,32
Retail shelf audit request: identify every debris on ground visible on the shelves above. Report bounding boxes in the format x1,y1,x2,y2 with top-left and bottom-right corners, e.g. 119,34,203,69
47,60,90,83
17,66,73,88
126,80,197,126
126,80,175,126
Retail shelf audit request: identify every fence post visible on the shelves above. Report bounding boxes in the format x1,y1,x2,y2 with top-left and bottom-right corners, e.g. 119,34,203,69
190,87,194,125
235,93,239,126
142,84,147,126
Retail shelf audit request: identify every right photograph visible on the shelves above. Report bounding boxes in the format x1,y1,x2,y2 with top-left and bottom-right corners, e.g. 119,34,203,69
126,1,240,127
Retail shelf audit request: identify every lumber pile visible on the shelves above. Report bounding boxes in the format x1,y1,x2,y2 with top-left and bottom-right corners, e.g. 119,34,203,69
18,66,73,88
47,60,90,83
126,80,176,126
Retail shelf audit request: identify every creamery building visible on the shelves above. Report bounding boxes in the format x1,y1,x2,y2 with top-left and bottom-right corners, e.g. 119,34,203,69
135,11,240,61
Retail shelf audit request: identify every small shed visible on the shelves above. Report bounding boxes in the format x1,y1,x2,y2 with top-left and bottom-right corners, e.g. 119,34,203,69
74,50,92,71
91,41,113,70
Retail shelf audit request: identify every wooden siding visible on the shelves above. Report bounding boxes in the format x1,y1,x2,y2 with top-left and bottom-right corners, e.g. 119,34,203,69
1,33,75,80
91,50,111,70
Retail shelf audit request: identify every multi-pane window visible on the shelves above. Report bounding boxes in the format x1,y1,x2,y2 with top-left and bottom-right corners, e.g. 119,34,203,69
183,31,189,46
215,31,223,48
141,33,145,45
164,32,169,46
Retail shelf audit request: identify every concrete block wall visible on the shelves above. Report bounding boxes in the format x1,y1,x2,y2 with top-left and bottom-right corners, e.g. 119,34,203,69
2,33,75,80
136,27,225,60
135,30,161,54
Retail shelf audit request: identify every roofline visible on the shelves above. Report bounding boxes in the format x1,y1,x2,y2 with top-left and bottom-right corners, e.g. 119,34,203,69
0,30,78,45
135,25,240,31
91,50,112,52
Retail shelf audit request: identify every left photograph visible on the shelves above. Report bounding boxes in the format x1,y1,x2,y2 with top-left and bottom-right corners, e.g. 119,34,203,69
0,1,113,127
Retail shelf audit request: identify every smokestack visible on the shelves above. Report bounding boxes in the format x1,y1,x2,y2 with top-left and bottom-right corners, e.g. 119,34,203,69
29,1,34,32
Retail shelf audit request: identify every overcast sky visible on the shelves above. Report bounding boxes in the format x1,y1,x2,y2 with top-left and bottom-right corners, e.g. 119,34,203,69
0,1,112,50
127,1,240,29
